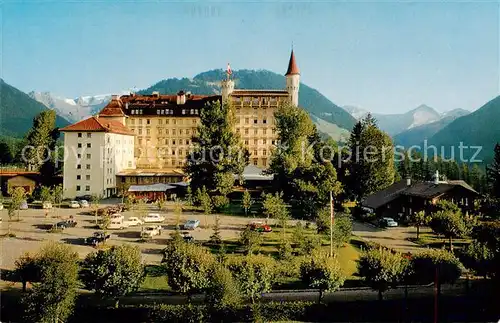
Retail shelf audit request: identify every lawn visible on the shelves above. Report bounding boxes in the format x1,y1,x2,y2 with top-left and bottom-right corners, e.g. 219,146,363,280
407,232,471,250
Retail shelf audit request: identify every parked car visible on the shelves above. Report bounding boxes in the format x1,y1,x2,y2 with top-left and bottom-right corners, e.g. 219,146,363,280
108,217,129,230
0,203,3,210
69,201,80,208
141,225,162,238
183,219,200,230
75,195,93,201
84,231,110,246
79,200,89,208
143,213,165,223
18,200,29,210
182,232,194,243
42,202,53,209
248,221,272,232
380,217,398,227
55,219,77,229
124,217,143,227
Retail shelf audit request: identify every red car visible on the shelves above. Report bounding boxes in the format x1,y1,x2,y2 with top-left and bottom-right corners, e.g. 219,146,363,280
248,221,272,233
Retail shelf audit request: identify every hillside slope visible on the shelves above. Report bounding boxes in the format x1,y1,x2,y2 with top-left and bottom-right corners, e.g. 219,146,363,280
372,104,441,136
140,69,356,132
427,96,500,163
0,80,70,138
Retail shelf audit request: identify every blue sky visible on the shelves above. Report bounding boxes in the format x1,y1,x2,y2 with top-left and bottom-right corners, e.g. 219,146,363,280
2,1,499,114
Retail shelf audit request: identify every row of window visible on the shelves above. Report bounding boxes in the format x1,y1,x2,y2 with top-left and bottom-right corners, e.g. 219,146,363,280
136,160,186,167
131,128,197,136
237,118,271,125
233,97,279,105
243,139,276,146
76,164,91,170
77,143,92,148
130,108,201,115
77,133,92,138
76,175,91,180
137,138,191,146
252,158,268,166
237,128,276,135
76,185,91,191
128,118,198,125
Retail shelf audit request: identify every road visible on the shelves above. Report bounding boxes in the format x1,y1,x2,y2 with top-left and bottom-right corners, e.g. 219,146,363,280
352,220,425,253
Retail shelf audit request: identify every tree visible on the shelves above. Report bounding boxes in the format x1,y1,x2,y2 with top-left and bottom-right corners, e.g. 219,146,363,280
346,115,396,201
90,194,102,226
262,191,289,238
227,254,276,303
8,186,26,221
14,252,40,292
0,140,14,164
487,143,500,198
81,245,145,308
242,189,253,216
292,221,321,255
460,240,495,278
429,208,468,251
239,227,263,255
357,248,409,300
209,215,222,246
156,197,166,211
300,252,345,303
316,208,353,248
21,242,79,323
196,186,213,228
185,100,248,204
52,184,64,218
162,241,215,299
24,110,59,176
205,264,242,309
124,194,135,211
410,249,464,295
409,210,431,239
39,186,53,204
173,198,183,230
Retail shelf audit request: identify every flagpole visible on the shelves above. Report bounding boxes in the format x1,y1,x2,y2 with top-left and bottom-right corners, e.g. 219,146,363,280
330,191,334,257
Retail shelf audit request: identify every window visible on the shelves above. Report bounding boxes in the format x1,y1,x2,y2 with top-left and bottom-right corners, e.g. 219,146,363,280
244,140,249,145
146,129,150,135
86,164,91,170
245,118,249,124
164,139,168,145
87,133,92,138
138,139,142,145
263,139,267,144
262,159,267,166
263,119,267,124
172,129,176,135
138,119,142,124
179,139,183,145
272,128,276,134
138,129,142,135
86,154,91,159
76,175,81,180
128,161,132,168
186,129,190,135
263,129,267,135
263,149,267,156
254,139,258,145
158,119,163,125
87,143,91,148
179,129,183,135
86,175,90,180
253,149,258,155
245,129,249,135
254,129,258,135
85,185,90,191
253,159,258,166
77,143,82,148
272,140,276,145
192,119,196,124
158,129,163,135
166,119,169,125
172,140,176,145
173,120,176,125
131,119,135,125
77,154,81,159
236,129,240,133
253,119,258,124
76,185,81,191
147,119,151,125
77,164,81,169
78,133,82,138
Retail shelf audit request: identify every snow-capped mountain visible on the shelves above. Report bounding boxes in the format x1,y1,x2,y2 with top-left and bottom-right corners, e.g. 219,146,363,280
342,105,369,120
28,91,128,123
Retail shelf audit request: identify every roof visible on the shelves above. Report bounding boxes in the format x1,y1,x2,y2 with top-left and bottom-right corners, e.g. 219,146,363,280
362,179,479,210
60,116,134,135
99,97,126,117
116,169,185,176
361,180,410,210
234,165,274,181
285,50,300,76
128,183,176,192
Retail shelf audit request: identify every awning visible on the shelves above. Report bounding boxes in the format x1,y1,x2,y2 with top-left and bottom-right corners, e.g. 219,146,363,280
234,165,274,181
128,183,176,192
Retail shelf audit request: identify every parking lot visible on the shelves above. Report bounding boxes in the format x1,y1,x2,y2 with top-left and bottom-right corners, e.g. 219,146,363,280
0,202,261,270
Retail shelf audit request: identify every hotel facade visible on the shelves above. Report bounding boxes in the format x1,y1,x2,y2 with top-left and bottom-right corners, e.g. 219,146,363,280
61,50,300,198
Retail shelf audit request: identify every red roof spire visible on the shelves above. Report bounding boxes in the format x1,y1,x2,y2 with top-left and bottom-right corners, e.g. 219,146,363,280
285,49,300,76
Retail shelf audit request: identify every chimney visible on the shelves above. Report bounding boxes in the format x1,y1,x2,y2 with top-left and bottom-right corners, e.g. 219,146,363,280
176,90,186,105
433,170,440,184
406,177,411,186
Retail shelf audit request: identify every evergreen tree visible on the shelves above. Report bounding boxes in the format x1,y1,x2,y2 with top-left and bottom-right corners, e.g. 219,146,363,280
461,163,470,184
346,114,395,200
0,141,14,164
185,100,248,202
487,143,500,198
470,164,483,192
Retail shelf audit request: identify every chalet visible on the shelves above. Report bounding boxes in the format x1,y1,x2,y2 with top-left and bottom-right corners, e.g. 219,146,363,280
361,170,479,220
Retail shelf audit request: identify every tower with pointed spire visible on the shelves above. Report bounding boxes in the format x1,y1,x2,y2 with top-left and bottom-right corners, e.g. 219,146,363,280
221,63,235,102
285,49,300,106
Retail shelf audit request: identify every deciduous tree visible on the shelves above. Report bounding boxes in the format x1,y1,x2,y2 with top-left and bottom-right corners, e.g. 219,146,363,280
81,245,145,308
8,186,26,221
242,189,253,216
409,210,431,239
429,208,468,251
239,227,263,255
300,252,345,303
205,264,242,309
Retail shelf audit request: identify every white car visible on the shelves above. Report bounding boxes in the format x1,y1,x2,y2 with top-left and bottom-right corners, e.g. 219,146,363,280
69,201,80,208
79,200,89,208
382,217,398,227
183,219,200,230
124,217,143,227
141,225,162,238
42,202,53,209
143,213,165,223
108,218,129,230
